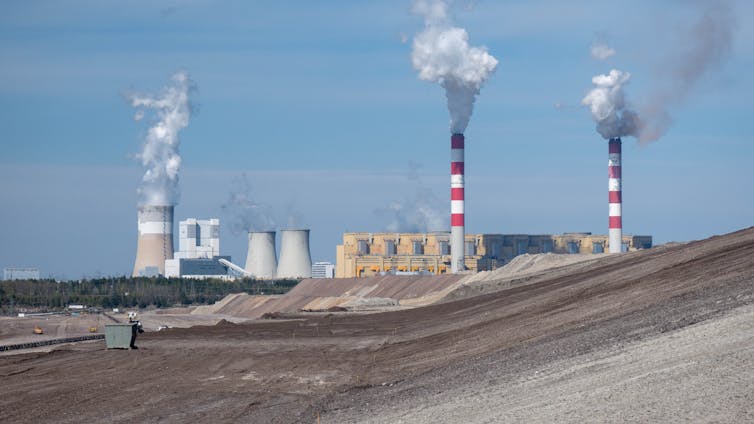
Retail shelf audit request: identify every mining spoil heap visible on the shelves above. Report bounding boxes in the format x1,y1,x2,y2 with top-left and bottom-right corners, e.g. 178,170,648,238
1,227,753,423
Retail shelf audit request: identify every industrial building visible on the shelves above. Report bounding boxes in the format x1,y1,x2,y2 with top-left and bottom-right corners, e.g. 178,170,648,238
336,232,652,278
164,255,232,279
175,218,220,259
311,262,335,279
162,217,233,279
3,267,40,280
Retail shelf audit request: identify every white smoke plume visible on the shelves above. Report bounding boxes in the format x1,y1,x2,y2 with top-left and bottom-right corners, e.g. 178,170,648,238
375,162,446,232
638,0,736,143
221,174,276,233
590,41,615,60
583,1,736,143
128,71,193,206
582,69,643,140
411,0,498,134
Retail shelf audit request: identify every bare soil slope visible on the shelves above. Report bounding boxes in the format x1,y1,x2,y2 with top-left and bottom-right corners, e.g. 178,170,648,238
194,274,466,318
1,227,752,423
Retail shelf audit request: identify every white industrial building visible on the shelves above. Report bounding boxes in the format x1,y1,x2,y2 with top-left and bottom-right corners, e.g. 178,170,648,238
175,218,220,259
3,267,40,280
311,262,335,279
164,218,231,279
165,256,232,279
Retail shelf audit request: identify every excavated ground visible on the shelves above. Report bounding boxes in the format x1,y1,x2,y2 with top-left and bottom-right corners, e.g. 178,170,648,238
1,227,752,423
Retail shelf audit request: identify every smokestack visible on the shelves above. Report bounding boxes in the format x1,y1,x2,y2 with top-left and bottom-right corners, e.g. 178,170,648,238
451,133,465,272
132,205,174,276
244,231,277,279
276,229,312,279
608,138,622,253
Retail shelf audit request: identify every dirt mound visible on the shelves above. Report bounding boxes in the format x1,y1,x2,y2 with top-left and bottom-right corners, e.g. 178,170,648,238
196,274,465,318
1,227,752,423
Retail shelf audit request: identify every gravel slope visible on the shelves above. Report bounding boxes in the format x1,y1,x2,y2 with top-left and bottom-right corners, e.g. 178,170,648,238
0,227,751,423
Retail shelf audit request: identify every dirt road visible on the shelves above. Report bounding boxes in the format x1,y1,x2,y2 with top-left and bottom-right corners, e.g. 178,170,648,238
1,227,752,423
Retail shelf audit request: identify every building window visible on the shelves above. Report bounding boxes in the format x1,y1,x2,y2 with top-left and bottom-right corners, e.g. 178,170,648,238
385,240,396,256
464,241,476,256
592,242,604,253
567,241,579,254
541,239,554,253
438,241,450,255
412,241,424,255
622,242,629,252
357,240,370,255
516,241,528,256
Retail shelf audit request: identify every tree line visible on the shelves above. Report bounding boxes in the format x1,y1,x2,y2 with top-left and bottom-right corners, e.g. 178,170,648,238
0,277,299,314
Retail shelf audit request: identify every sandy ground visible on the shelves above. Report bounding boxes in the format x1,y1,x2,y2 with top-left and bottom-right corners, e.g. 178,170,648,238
0,314,107,346
0,309,249,355
0,227,752,423
324,303,754,423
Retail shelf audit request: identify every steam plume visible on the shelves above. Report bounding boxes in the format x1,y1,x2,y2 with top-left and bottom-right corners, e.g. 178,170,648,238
639,0,735,143
411,0,498,134
128,71,193,206
221,174,276,233
590,41,615,60
375,162,446,232
582,69,643,140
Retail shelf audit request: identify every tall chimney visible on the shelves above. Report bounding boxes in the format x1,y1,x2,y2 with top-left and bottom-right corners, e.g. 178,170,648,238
451,133,465,272
608,138,622,253
276,229,312,279
245,231,277,279
132,205,174,276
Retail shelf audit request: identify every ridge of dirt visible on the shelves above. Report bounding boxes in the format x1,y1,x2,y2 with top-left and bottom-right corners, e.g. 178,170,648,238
0,226,752,423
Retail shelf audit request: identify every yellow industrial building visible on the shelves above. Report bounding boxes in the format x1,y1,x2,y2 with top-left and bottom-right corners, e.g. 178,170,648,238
335,232,652,278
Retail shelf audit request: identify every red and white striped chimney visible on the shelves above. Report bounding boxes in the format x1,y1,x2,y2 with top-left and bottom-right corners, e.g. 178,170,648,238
608,138,622,253
451,133,465,272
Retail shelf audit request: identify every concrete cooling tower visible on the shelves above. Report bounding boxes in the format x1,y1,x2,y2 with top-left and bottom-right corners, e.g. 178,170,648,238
276,229,312,279
244,231,277,279
132,205,174,277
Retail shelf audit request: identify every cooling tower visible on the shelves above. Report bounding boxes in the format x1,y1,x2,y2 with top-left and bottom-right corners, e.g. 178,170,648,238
608,138,622,253
276,229,312,279
244,231,277,279
451,133,465,273
132,205,174,276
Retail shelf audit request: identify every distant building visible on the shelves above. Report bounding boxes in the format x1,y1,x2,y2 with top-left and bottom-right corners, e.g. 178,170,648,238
336,232,652,278
165,256,232,279
175,218,220,259
3,267,40,280
311,262,335,279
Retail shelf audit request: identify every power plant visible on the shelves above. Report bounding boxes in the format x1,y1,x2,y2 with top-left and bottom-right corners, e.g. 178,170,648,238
608,138,623,253
336,232,653,278
244,231,278,279
132,205,174,277
451,133,465,273
276,229,312,279
175,218,220,259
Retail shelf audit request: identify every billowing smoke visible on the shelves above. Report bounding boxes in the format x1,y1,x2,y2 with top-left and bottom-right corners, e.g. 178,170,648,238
639,0,735,143
375,162,446,232
583,1,735,143
128,71,193,206
221,174,276,233
411,0,498,134
582,69,643,140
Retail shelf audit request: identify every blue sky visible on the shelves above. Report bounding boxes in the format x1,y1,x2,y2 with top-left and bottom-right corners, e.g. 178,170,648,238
1,0,752,279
